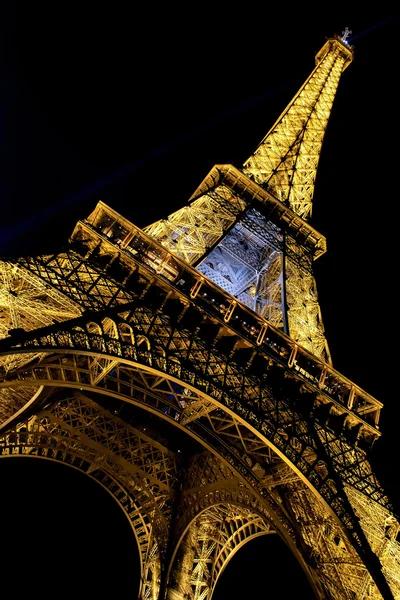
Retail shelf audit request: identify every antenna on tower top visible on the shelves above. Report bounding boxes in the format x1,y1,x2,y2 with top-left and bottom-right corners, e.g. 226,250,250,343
341,27,352,44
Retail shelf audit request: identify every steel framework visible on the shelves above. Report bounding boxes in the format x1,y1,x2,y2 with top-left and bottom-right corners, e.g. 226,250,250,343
0,32,399,599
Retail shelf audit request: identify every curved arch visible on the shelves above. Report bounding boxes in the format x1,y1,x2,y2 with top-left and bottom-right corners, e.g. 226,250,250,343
0,342,353,525
86,321,103,335
0,384,46,428
136,335,152,366
166,452,314,598
0,385,45,431
0,454,143,597
1,454,156,598
0,348,313,490
0,319,387,588
136,335,150,350
0,398,176,600
102,317,119,338
118,321,135,344
1,341,393,598
166,502,315,600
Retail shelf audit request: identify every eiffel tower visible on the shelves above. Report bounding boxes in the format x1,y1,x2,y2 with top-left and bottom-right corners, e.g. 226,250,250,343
1,30,399,599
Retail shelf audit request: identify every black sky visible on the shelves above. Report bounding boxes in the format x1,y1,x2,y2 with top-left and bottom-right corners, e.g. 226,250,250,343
1,8,399,598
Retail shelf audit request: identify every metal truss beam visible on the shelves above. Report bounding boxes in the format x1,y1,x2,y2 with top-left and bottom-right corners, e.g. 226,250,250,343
243,36,353,219
0,393,176,599
1,32,398,600
0,303,396,597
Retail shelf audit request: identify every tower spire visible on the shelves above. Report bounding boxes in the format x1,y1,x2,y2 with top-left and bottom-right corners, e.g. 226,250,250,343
143,34,354,361
243,35,353,219
1,30,400,600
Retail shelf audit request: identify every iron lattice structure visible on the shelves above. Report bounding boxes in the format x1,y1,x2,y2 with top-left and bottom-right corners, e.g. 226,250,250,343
1,33,399,599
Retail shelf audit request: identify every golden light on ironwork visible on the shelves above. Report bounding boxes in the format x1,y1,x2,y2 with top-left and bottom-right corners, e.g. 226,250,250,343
0,32,398,600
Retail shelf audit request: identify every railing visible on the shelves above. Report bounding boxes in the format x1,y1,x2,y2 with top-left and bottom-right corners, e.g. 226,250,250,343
66,205,382,435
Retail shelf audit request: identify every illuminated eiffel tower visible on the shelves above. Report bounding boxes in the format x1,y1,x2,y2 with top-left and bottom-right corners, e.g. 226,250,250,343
0,30,399,599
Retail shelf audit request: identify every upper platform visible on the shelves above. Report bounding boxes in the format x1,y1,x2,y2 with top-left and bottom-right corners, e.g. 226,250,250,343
189,164,327,259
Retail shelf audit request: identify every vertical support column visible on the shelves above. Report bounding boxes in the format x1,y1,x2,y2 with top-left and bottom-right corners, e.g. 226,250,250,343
140,543,162,600
284,236,331,363
166,522,200,600
281,232,289,335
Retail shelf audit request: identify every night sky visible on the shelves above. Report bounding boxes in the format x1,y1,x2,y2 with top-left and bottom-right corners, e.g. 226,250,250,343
1,9,399,598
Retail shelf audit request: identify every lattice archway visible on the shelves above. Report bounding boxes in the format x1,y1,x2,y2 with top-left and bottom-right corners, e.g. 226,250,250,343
0,394,179,600
166,503,275,600
0,336,398,599
0,342,346,524
0,338,384,534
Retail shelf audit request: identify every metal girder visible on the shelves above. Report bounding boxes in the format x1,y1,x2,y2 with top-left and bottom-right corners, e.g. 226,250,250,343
1,32,398,600
167,504,271,600
144,185,246,266
143,170,330,359
0,260,81,376
286,250,331,361
0,260,80,335
0,260,83,425
0,303,386,494
167,453,393,600
5,233,382,433
0,302,397,599
0,297,384,483
0,392,177,599
243,36,353,220
140,44,353,365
